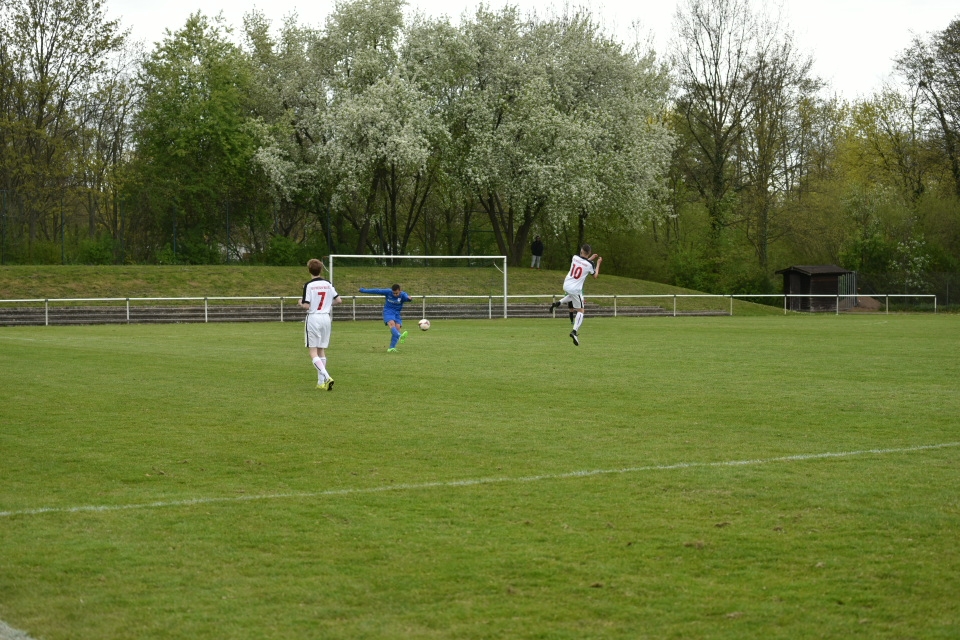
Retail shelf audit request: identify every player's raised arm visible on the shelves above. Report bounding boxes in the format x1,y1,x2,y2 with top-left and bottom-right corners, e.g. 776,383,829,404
593,256,602,278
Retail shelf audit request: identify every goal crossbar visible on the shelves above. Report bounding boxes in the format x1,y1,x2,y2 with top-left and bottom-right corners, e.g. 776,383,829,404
327,254,509,318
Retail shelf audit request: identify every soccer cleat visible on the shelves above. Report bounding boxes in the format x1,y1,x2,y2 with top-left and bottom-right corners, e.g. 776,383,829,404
326,378,334,391
570,330,579,346
399,330,408,344
549,301,561,313
317,379,328,390
387,347,398,353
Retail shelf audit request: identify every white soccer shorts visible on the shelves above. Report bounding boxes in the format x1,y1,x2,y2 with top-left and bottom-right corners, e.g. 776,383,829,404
561,290,585,310
305,313,332,349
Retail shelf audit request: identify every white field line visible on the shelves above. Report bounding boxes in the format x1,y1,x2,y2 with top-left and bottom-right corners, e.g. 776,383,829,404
0,619,35,640
2,442,958,519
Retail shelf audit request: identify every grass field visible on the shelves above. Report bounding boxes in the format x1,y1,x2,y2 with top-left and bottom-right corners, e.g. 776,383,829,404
1,314,959,639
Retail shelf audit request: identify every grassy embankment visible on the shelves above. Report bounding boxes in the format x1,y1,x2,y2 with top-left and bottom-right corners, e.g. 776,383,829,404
0,264,780,315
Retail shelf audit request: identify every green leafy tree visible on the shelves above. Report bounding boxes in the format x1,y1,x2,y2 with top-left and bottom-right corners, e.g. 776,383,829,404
736,21,820,271
133,12,257,263
399,15,476,255
74,45,140,249
243,12,330,256
853,89,939,201
0,0,124,261
671,0,755,237
897,18,960,198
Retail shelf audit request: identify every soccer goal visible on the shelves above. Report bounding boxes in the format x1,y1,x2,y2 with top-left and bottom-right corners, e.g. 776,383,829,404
327,254,509,318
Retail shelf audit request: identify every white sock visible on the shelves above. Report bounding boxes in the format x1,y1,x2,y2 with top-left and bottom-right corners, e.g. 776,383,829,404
573,312,584,332
312,356,328,381
320,357,329,378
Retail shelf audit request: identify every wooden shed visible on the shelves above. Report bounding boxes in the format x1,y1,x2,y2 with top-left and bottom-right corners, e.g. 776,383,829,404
775,265,855,312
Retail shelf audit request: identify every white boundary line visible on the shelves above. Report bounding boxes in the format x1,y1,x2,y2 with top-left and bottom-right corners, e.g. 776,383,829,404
2,442,957,519
0,619,35,640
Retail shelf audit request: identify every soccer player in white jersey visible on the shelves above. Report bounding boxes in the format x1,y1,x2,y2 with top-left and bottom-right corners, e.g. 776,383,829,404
550,244,602,346
300,258,342,390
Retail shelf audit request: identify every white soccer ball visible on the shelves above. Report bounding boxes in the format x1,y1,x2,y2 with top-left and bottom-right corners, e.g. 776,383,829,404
418,318,431,331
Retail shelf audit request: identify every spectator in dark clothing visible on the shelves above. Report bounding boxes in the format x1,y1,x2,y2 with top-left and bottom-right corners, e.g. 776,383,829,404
531,236,544,269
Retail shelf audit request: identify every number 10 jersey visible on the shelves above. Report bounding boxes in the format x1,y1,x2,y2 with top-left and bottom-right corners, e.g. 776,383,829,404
563,255,596,295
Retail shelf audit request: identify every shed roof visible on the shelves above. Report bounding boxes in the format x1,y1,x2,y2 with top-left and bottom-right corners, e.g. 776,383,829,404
774,265,852,276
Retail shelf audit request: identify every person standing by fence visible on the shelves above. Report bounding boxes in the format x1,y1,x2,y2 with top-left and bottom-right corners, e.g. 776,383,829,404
531,236,544,269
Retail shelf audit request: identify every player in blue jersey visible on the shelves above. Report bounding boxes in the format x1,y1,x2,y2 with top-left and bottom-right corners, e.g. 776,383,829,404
359,284,413,352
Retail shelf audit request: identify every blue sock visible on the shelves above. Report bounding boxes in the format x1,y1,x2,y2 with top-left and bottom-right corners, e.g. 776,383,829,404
390,327,400,348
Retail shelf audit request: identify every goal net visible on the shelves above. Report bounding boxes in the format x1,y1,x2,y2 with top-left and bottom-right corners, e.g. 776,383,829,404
327,254,509,319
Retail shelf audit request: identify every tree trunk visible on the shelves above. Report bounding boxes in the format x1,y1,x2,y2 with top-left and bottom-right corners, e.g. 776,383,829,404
481,191,539,266
577,208,587,248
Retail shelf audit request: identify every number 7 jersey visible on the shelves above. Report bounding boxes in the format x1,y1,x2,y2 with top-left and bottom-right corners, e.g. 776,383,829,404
302,277,339,313
563,254,596,294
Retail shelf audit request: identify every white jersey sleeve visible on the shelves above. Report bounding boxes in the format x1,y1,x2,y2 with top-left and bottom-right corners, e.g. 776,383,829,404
302,278,339,313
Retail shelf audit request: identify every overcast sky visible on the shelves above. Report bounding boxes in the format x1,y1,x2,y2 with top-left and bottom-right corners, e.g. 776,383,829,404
107,0,958,99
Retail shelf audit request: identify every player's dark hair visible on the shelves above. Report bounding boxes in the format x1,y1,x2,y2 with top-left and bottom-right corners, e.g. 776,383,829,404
580,243,592,255
391,284,401,292
307,258,323,276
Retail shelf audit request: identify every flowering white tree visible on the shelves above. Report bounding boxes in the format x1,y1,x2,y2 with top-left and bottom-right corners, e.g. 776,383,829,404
322,73,447,253
243,12,331,250
449,7,674,264
244,0,675,261
542,12,675,245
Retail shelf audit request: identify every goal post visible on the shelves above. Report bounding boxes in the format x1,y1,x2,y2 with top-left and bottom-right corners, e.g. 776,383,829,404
327,254,509,318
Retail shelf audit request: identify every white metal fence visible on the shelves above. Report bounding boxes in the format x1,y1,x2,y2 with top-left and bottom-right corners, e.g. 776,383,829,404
0,293,938,326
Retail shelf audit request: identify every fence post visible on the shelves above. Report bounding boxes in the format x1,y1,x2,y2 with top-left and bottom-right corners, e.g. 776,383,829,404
614,295,617,317
836,294,840,316
126,298,130,324
784,295,787,315
45,299,49,326
488,296,492,319
205,297,209,323
673,295,677,317
422,295,426,319
352,295,356,321
279,297,284,323
730,296,733,316
886,295,889,314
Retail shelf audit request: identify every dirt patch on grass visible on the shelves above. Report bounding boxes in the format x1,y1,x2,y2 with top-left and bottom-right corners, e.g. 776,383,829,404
850,296,882,311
